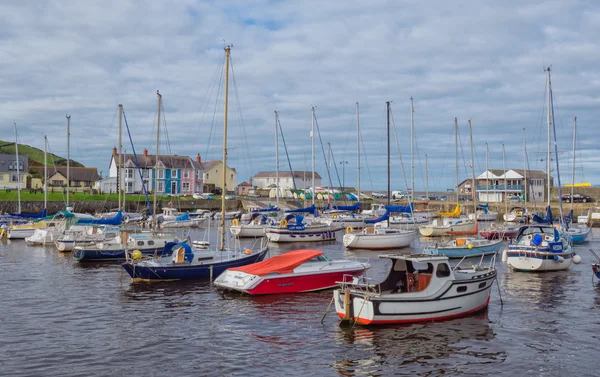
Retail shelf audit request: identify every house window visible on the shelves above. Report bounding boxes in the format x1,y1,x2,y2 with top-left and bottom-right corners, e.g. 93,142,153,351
0,174,3,180
74,180,80,186
195,170,200,179
158,169,165,179
126,169,134,179
182,182,190,191
171,169,177,178
230,174,233,180
206,173,209,180
10,174,19,182
157,182,165,192
184,170,189,178
52,180,62,186
142,169,149,178
126,182,134,193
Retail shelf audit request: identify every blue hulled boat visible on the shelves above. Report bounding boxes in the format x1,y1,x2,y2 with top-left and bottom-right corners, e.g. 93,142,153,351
73,232,180,262
121,242,269,282
423,238,502,258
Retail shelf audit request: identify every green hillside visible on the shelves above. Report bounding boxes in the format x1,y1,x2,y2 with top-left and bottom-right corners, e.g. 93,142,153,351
0,140,84,168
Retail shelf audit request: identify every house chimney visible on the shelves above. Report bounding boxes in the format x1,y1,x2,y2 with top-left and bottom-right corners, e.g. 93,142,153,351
112,147,117,156
144,148,148,157
196,153,201,164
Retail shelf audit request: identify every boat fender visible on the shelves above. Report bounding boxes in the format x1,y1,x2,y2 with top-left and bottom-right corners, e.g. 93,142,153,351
572,254,582,264
468,244,473,249
346,226,354,234
232,219,239,226
131,250,142,260
501,249,508,263
553,255,565,263
244,248,252,255
280,219,288,228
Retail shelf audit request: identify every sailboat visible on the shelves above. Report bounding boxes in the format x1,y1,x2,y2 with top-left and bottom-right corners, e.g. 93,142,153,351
121,46,268,281
343,101,417,250
503,67,581,271
423,120,502,258
564,117,590,243
419,118,477,237
264,107,338,243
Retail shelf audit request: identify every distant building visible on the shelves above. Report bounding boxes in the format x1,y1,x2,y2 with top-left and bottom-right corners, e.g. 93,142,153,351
43,167,100,192
458,169,551,203
252,171,321,191
237,181,252,196
0,153,28,190
201,160,236,194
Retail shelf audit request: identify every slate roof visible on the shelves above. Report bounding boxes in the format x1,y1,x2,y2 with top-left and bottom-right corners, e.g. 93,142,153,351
253,171,322,179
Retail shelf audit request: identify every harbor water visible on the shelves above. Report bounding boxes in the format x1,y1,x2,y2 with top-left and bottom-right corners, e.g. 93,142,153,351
1,227,599,376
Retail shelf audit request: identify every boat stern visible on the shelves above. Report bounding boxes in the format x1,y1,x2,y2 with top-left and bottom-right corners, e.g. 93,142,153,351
214,270,260,293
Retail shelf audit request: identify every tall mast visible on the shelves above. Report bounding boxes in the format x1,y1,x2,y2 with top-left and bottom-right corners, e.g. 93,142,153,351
468,120,477,217
66,115,71,207
546,67,552,206
485,143,489,201
502,143,507,216
571,117,576,214
425,153,429,201
118,104,123,211
410,97,415,202
14,123,21,214
153,91,161,231
454,117,459,204
275,110,279,206
356,102,360,202
44,135,47,210
523,128,527,202
386,101,391,209
311,106,315,206
327,142,332,193
220,46,231,251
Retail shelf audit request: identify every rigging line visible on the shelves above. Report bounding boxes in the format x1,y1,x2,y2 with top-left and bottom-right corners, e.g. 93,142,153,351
359,118,375,191
122,110,152,215
389,105,411,194
44,139,66,205
328,147,345,202
192,58,226,145
229,56,253,177
204,57,226,162
457,123,470,183
313,112,337,206
278,119,301,208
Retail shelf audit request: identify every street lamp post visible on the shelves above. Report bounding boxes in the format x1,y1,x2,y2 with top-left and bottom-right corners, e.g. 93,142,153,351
340,160,348,192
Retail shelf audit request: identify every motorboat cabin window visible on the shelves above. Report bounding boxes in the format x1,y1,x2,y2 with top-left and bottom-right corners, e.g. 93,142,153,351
521,226,554,237
137,241,144,246
479,282,487,289
436,263,451,278
148,241,154,246
457,286,467,293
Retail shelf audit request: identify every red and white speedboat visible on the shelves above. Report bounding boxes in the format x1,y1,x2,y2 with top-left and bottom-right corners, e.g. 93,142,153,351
214,249,370,295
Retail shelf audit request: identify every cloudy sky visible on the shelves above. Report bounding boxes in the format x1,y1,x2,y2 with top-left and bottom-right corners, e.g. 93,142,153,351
1,0,598,192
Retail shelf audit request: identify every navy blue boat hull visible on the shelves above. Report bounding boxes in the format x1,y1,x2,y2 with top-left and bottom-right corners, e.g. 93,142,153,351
74,247,160,262
121,248,269,281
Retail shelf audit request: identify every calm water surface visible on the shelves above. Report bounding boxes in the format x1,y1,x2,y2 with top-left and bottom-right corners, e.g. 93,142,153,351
1,227,599,376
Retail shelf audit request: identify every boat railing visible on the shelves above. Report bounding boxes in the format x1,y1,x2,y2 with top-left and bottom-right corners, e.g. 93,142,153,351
338,274,380,295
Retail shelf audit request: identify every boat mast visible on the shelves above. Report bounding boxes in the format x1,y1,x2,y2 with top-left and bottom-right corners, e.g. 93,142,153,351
118,104,123,212
14,123,21,214
454,117,459,205
410,97,415,203
386,101,391,224
523,128,527,202
502,143,507,216
571,117,576,214
44,135,47,210
546,68,552,206
311,106,315,206
468,120,477,217
485,143,489,203
275,110,279,206
356,102,360,203
425,153,429,201
153,91,161,231
66,115,70,207
220,46,231,251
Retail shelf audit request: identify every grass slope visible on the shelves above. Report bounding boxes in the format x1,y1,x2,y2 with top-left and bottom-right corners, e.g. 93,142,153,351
0,140,84,168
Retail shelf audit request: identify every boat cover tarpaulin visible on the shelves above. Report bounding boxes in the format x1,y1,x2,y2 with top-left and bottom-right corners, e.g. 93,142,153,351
77,211,123,226
175,212,190,221
229,249,324,276
533,206,553,224
436,204,460,217
477,203,489,214
365,210,390,224
9,208,47,219
285,204,316,214
386,203,414,213
329,203,360,211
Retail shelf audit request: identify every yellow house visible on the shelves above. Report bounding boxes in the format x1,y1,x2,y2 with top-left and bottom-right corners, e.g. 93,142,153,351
0,153,30,190
44,167,100,193
201,160,236,194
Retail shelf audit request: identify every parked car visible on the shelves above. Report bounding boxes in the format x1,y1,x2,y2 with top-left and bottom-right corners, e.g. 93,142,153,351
371,192,387,199
561,193,594,203
193,193,214,200
508,196,522,202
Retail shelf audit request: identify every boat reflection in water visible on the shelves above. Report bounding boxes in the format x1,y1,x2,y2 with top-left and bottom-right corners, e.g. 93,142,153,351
331,314,504,376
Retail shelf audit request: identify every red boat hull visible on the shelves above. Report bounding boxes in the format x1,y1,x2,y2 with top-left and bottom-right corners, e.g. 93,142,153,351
480,230,518,240
244,269,365,295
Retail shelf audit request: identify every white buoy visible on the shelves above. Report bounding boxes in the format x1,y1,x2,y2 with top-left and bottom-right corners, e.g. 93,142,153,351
572,254,582,264
554,256,565,263
501,249,508,263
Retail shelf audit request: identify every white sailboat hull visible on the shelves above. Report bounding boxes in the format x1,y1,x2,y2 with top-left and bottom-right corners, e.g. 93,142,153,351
230,225,266,238
343,230,415,250
265,228,337,243
419,219,476,237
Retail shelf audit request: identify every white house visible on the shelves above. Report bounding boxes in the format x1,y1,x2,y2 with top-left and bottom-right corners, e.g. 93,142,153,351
465,169,551,203
252,171,322,191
